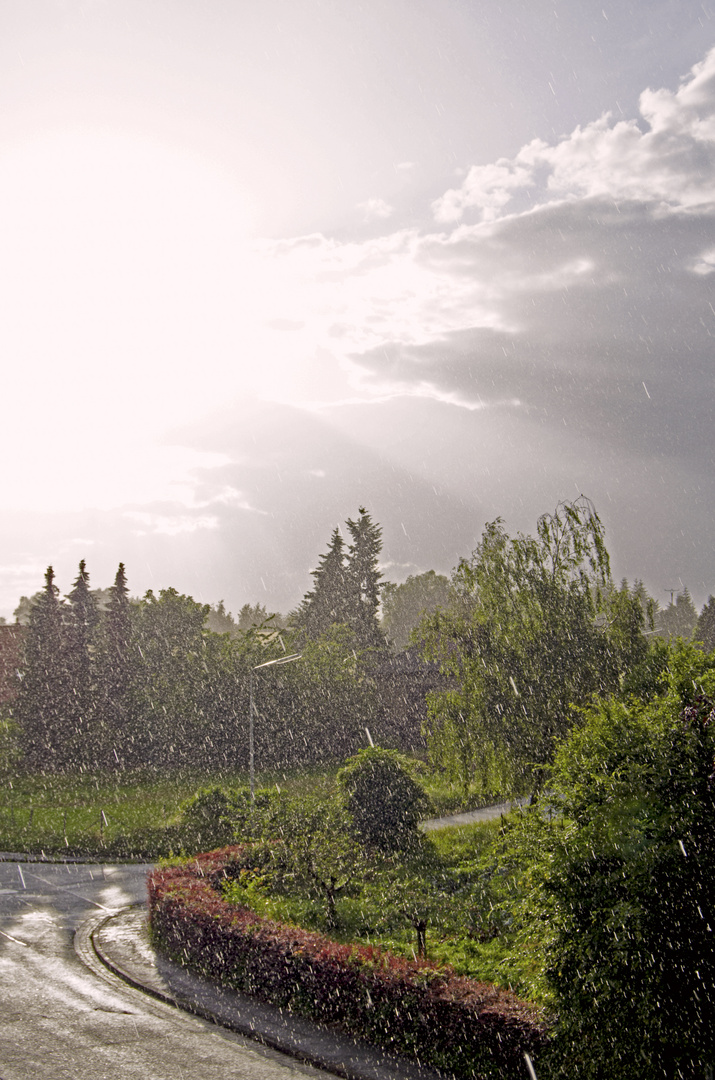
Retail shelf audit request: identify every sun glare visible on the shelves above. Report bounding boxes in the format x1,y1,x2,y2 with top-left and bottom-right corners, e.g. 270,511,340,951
0,130,319,511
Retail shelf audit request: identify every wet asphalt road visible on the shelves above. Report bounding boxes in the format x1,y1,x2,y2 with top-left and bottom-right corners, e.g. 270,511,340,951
0,860,324,1080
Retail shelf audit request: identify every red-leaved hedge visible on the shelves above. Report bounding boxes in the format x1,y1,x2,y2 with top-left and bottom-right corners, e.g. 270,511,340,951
148,847,549,1079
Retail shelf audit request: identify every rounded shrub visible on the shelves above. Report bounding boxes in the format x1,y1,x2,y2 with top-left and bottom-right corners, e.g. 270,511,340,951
337,747,430,851
178,786,237,852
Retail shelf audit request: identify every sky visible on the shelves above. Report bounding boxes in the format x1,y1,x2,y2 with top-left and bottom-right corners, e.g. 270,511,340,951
1,0,715,620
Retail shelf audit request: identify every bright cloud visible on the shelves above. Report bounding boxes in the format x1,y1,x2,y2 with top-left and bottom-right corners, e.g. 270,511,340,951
433,47,715,223
358,197,395,220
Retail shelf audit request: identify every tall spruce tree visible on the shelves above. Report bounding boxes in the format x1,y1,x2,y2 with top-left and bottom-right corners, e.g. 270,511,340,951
64,560,100,768
13,566,71,770
97,563,134,766
346,508,385,647
295,527,350,637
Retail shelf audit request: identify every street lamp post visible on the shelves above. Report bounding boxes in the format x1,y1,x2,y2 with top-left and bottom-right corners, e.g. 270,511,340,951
249,653,301,801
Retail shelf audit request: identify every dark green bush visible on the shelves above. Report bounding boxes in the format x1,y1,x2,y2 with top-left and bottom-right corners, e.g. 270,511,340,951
178,786,239,852
337,747,430,851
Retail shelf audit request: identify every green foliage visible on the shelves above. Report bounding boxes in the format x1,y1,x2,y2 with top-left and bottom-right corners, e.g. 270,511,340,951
337,747,430,852
130,587,211,764
252,790,368,930
178,786,240,852
507,641,715,1077
417,498,650,793
381,570,450,651
0,767,330,858
271,623,379,764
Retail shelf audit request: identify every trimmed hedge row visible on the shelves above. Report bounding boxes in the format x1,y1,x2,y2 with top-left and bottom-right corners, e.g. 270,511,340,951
147,847,549,1079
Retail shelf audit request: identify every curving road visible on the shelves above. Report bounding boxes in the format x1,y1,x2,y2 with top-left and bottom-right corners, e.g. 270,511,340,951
0,859,324,1080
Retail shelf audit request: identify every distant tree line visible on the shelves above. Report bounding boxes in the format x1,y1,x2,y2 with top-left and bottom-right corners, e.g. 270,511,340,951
8,500,714,783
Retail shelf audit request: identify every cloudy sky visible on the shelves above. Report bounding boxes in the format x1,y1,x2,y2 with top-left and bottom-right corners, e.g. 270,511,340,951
1,0,714,619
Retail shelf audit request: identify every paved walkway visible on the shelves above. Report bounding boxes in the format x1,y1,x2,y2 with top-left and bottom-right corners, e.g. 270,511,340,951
0,860,326,1079
421,798,527,831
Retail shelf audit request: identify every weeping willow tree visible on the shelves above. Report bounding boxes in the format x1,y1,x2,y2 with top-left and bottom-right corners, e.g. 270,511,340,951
416,497,649,795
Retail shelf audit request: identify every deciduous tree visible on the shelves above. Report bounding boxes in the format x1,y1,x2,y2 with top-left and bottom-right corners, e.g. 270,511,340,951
381,570,450,650
417,498,648,793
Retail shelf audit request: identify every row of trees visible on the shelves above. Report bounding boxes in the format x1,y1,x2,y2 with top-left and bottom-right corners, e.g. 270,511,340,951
654,587,715,647
8,509,417,774
11,566,387,774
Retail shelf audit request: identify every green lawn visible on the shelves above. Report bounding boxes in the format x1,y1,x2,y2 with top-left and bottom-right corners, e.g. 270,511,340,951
0,759,509,858
0,765,340,857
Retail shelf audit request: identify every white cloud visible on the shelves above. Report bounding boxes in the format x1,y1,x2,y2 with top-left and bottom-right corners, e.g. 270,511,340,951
434,158,538,223
124,512,220,537
432,47,715,223
358,197,394,221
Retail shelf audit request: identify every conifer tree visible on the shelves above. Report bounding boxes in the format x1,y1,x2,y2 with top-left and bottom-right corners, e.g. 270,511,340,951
296,511,386,646
295,527,350,636
697,596,715,653
13,566,70,770
657,587,698,641
97,563,134,766
346,508,385,647
64,560,100,768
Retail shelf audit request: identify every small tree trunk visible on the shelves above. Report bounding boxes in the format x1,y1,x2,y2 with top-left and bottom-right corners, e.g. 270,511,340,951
414,918,427,958
324,877,338,930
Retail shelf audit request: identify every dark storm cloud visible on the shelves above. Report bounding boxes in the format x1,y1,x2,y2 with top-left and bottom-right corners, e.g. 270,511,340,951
353,196,715,467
